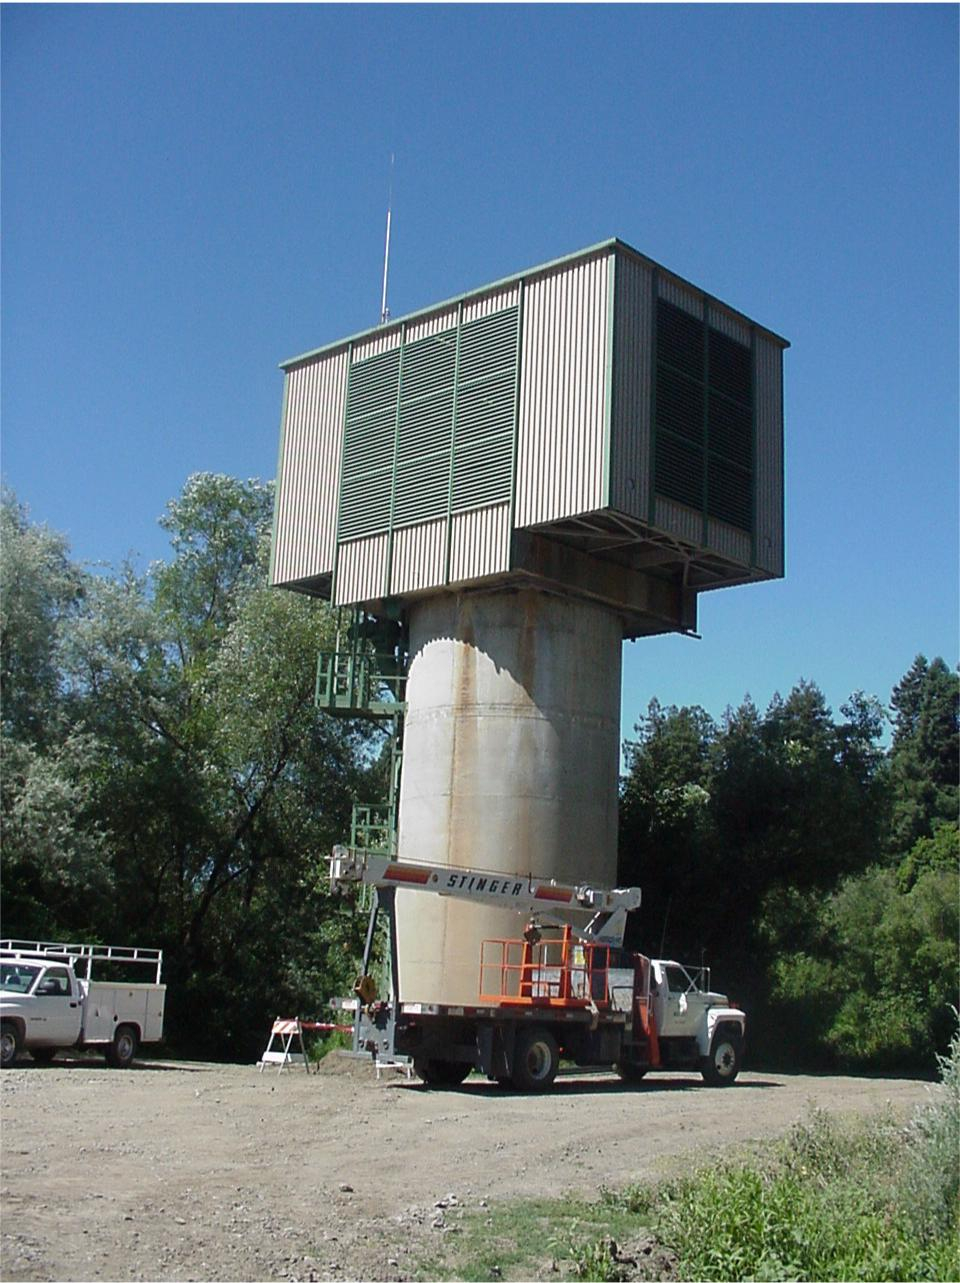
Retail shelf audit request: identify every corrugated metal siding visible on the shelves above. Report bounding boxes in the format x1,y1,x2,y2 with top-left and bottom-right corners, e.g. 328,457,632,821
654,496,702,546
334,533,388,606
707,518,751,565
449,503,511,583
391,519,446,595
708,305,751,345
462,284,521,323
352,328,402,363
271,349,348,585
406,308,459,344
754,334,784,576
515,253,610,528
658,276,703,318
610,251,653,521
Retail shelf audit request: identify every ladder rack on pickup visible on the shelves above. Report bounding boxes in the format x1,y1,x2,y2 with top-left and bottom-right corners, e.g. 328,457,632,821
0,940,163,984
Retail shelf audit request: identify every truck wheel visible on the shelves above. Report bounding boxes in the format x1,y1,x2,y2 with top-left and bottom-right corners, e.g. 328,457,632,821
105,1025,139,1069
1,1022,20,1069
616,1061,648,1084
414,1058,472,1087
31,1048,57,1065
511,1027,559,1092
701,1032,741,1086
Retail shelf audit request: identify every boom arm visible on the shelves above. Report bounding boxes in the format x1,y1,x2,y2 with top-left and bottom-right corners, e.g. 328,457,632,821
329,846,641,947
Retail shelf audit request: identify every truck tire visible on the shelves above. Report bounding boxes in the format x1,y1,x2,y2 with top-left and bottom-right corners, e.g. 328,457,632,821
30,1047,57,1064
1,1022,20,1069
105,1024,139,1069
511,1026,559,1092
414,1058,472,1087
616,1061,648,1084
700,1031,742,1086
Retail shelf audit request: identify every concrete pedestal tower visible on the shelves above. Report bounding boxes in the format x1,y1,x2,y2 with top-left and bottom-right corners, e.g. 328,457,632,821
395,589,622,1004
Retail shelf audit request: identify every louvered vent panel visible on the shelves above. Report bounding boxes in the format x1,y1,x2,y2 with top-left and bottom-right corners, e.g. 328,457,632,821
656,367,704,444
458,308,518,384
707,456,752,530
654,293,755,537
708,392,752,470
336,303,519,586
451,307,517,513
346,349,401,419
339,469,392,540
339,348,401,543
397,393,454,461
655,434,703,511
452,434,514,512
394,455,450,529
708,328,752,405
657,299,703,378
455,373,516,444
341,408,396,474
400,330,457,403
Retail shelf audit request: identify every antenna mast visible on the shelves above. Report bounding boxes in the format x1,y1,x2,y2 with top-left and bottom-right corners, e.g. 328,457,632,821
379,153,394,325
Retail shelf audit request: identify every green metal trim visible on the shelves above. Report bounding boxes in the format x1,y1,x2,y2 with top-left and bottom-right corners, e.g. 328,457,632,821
750,328,758,568
267,372,291,586
384,323,408,598
779,344,786,577
507,277,526,566
702,306,710,547
443,302,465,585
648,270,659,525
602,250,616,509
330,340,355,605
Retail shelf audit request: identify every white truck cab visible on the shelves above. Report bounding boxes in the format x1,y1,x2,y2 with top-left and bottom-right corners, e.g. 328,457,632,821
649,959,745,1084
0,941,165,1069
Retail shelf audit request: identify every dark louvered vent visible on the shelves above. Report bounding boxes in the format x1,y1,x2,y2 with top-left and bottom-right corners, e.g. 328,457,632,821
654,298,754,535
337,307,518,546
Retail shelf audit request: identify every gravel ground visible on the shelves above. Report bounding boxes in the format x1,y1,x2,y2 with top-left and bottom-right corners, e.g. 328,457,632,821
0,1053,932,1283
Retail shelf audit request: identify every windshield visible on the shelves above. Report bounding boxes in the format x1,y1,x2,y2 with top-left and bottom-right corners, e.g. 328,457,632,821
0,963,41,994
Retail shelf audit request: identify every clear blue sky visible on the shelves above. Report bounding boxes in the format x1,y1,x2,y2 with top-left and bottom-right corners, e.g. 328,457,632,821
3,4,957,745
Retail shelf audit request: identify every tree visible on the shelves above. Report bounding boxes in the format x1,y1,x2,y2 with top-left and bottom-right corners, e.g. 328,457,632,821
0,489,84,746
888,656,959,855
1,475,382,1059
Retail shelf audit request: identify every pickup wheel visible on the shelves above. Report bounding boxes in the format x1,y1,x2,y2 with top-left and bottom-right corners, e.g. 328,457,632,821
105,1025,139,1069
1,1022,20,1069
30,1047,57,1064
414,1058,472,1087
701,1031,742,1086
511,1027,559,1092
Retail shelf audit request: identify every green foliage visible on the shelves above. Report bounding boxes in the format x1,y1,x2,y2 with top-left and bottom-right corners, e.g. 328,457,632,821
767,862,958,1068
592,1084,959,1282
0,475,383,1061
621,660,957,1072
0,488,85,745
888,655,959,854
897,1019,960,1242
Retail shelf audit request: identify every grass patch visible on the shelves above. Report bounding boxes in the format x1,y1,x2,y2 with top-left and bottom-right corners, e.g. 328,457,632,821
414,1195,651,1282
415,1024,960,1281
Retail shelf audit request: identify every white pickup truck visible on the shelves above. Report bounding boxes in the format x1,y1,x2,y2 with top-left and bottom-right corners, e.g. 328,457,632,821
0,940,165,1068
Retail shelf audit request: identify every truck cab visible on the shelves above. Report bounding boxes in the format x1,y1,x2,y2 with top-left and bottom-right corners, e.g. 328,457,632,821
648,958,745,1084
